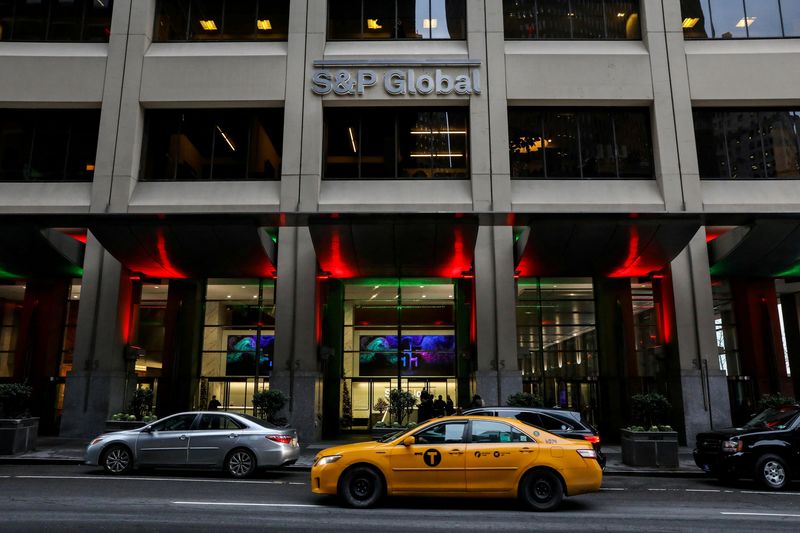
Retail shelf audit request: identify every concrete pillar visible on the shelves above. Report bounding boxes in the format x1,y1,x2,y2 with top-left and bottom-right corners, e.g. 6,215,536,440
271,226,321,443
60,235,137,438
473,226,520,406
157,280,205,417
670,229,732,446
779,292,800,398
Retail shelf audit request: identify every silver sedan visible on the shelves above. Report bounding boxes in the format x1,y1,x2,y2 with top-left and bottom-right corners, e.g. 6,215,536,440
85,411,300,478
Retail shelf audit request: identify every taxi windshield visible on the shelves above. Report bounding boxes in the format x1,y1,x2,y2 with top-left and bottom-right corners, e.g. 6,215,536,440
377,429,408,443
743,405,800,430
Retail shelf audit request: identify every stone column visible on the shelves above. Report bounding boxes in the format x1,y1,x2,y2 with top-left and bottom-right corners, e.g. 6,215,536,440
60,235,137,438
271,226,322,443
670,229,732,446
473,226,520,406
157,280,205,417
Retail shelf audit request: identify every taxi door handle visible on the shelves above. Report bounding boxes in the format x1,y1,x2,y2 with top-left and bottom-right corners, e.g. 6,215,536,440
449,449,463,455
519,447,534,453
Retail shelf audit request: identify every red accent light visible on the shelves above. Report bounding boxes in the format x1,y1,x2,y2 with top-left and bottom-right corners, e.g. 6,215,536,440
129,275,141,281
608,226,662,278
265,435,293,445
583,435,601,444
440,226,472,278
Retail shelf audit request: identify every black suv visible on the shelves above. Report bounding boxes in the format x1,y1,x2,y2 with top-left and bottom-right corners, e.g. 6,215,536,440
694,404,800,490
463,407,605,468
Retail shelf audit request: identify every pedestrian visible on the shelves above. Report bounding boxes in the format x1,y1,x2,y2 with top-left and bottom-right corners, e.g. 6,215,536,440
469,394,484,409
417,391,430,423
445,395,455,416
433,394,446,417
208,395,221,410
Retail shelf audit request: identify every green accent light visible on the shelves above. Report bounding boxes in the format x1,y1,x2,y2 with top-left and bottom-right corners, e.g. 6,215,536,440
345,277,452,287
0,265,22,279
776,262,800,278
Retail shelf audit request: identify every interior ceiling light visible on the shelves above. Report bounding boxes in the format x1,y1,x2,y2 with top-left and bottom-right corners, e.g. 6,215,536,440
216,126,236,151
616,12,626,18
410,153,463,158
367,19,382,30
410,130,467,135
682,17,700,28
257,19,272,30
736,17,756,28
85,164,95,171
199,20,218,31
423,18,438,29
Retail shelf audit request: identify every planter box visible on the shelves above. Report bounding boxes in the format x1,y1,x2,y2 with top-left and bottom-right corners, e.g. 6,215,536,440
104,420,147,433
621,429,679,467
0,417,39,455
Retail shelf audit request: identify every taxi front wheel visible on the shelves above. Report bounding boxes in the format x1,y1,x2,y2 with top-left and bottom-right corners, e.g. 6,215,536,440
339,466,384,508
519,470,564,511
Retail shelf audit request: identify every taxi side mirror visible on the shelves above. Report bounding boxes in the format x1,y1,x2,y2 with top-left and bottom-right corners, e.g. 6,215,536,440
402,436,415,447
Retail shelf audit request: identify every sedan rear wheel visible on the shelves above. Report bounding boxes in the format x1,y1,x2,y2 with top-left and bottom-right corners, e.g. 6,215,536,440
102,444,132,475
225,448,257,478
519,469,564,511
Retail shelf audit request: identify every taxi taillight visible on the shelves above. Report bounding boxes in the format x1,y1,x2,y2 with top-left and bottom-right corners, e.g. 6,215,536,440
583,435,600,444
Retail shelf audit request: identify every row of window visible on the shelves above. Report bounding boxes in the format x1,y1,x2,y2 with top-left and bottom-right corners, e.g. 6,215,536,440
7,0,800,42
681,0,800,40
2,107,799,182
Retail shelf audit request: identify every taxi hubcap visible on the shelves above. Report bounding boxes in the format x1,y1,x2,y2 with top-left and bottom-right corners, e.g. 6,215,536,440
533,479,552,501
106,448,129,473
229,452,253,476
763,461,785,487
352,477,372,499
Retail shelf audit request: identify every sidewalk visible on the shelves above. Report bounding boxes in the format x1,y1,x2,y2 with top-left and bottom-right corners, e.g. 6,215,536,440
1,437,704,477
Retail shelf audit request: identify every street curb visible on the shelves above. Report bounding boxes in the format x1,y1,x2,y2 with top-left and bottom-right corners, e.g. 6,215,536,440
0,458,84,466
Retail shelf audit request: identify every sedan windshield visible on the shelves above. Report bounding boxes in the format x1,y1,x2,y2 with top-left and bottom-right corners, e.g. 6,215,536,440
743,406,800,430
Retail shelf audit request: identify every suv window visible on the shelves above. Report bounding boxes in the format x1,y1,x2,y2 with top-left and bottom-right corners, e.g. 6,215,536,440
415,422,467,444
149,414,196,432
537,414,574,431
197,414,245,431
471,420,532,443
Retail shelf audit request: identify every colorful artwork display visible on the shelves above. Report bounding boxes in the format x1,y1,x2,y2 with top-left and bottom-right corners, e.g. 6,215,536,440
358,335,455,376
226,334,274,376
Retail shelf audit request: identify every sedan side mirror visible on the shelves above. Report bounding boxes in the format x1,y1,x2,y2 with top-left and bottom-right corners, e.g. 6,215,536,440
402,436,415,447
142,426,153,433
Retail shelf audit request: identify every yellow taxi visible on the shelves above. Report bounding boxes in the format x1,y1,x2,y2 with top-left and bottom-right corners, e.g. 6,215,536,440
311,416,602,511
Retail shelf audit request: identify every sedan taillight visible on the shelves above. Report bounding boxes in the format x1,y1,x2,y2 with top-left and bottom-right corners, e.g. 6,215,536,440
266,435,294,445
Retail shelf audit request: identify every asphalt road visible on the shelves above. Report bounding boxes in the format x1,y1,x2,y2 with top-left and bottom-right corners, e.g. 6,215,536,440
1,465,799,532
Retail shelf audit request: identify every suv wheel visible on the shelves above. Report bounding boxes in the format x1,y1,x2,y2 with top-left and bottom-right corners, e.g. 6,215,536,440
756,454,788,491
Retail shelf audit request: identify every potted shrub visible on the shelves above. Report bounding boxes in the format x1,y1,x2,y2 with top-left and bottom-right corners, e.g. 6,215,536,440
104,389,157,432
252,389,288,426
372,389,416,439
620,392,678,467
0,383,38,455
507,392,544,408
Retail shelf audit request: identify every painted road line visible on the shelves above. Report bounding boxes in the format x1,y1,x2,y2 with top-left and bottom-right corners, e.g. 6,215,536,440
14,475,302,485
686,489,720,493
174,501,322,508
647,488,667,491
600,488,626,491
721,512,800,518
740,490,800,496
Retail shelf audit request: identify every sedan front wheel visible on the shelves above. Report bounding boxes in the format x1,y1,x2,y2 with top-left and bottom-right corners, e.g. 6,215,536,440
102,444,132,475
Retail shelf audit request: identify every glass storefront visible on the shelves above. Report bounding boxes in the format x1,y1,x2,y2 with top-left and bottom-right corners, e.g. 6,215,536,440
154,0,290,41
0,281,24,378
328,0,467,40
681,0,800,39
516,278,599,424
503,0,641,40
0,0,113,42
199,279,275,414
341,279,458,429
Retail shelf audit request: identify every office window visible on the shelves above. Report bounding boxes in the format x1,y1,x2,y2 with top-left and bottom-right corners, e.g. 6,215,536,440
509,108,654,179
694,109,800,179
681,0,799,39
503,0,641,39
328,0,466,40
323,107,469,180
0,109,100,182
140,109,284,181
154,0,289,41
0,0,112,41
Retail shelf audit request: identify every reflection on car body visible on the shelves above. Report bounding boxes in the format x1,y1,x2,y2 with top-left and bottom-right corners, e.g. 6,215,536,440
85,411,299,478
311,415,602,511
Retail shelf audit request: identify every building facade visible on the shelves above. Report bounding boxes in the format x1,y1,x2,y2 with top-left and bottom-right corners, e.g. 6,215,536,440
1,0,799,446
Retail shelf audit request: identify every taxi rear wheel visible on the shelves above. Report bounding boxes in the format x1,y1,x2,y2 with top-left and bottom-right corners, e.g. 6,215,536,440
339,466,384,508
519,469,564,512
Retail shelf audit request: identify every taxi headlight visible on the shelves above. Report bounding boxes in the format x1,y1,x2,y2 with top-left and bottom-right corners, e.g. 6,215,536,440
315,455,342,467
576,449,597,459
90,437,104,446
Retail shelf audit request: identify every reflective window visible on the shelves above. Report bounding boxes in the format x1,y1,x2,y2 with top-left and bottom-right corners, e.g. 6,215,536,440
0,109,100,182
154,0,289,41
328,0,466,40
682,0,799,39
693,109,800,179
504,0,641,39
140,109,284,181
509,108,654,179
197,414,245,430
324,108,469,179
151,414,197,431
414,421,466,444
0,0,112,41
470,420,531,443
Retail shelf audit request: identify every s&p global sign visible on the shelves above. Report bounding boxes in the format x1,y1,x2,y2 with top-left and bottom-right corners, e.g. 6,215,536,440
310,59,481,97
